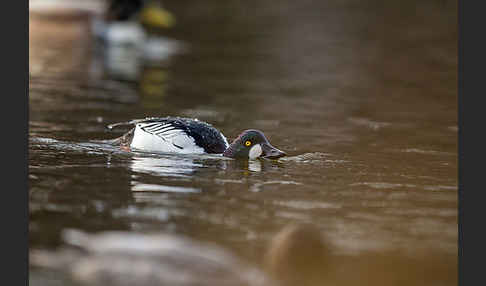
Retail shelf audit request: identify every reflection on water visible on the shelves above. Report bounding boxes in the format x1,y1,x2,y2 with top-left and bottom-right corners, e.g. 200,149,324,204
101,39,142,81
130,154,203,193
130,155,203,177
30,0,457,285
95,30,182,82
247,160,261,172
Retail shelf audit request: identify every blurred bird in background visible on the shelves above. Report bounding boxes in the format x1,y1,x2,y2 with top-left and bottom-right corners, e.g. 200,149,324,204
93,0,175,43
30,0,181,81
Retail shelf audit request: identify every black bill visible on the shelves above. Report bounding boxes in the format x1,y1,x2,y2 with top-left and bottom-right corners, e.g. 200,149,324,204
261,142,286,159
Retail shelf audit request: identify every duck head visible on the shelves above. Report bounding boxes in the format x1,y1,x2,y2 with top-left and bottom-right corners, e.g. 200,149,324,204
223,129,286,160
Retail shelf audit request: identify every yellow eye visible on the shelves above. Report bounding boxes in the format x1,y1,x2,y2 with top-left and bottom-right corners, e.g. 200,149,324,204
245,140,252,147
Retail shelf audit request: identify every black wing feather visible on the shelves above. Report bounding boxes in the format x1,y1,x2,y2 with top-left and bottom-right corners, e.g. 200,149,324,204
107,117,228,154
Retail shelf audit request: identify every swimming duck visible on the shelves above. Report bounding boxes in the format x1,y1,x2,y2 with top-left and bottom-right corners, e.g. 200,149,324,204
106,117,286,160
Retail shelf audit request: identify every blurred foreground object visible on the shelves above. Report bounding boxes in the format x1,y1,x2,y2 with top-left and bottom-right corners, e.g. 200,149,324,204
30,224,331,286
30,229,274,286
264,224,330,286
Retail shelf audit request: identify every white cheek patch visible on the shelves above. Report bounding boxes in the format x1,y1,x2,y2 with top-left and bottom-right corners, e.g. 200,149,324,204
248,144,263,160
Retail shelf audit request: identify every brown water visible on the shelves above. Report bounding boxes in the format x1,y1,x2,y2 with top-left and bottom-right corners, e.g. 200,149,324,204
29,0,458,285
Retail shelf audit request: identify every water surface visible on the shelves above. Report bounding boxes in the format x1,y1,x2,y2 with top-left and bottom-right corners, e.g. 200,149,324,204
29,1,457,285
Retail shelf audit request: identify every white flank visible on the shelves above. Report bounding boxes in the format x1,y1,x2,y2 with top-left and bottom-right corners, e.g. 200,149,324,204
221,134,230,149
130,124,205,154
248,144,263,160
